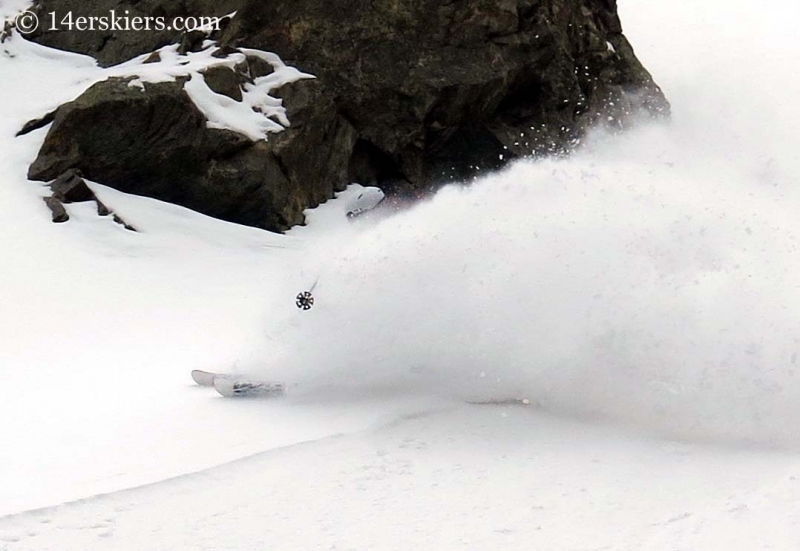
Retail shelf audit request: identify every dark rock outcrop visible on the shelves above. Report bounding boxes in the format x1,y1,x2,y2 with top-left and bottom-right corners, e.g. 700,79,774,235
41,169,136,229
28,75,356,231
16,109,57,137
43,196,69,223
26,0,239,66
219,0,667,188
50,168,96,202
25,0,668,231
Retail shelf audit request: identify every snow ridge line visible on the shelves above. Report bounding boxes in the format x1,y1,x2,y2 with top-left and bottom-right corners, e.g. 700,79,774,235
0,430,352,521
0,402,461,520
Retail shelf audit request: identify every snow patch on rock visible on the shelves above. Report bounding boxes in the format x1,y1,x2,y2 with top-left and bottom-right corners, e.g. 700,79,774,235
109,43,314,141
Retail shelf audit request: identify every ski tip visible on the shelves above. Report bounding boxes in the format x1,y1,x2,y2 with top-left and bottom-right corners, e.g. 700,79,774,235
191,370,217,387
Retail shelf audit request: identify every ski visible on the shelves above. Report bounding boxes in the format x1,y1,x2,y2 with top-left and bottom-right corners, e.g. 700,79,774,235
345,187,385,218
213,377,286,398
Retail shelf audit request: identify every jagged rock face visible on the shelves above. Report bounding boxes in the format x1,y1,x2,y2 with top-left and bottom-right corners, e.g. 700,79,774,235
25,0,668,231
222,0,667,187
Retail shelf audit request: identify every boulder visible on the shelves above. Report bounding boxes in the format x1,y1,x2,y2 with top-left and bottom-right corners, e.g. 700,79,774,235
43,196,69,223
220,0,668,188
50,169,95,203
24,0,668,231
27,75,356,232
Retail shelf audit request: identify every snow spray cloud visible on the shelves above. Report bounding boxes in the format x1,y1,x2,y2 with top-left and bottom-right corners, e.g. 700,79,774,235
249,0,800,447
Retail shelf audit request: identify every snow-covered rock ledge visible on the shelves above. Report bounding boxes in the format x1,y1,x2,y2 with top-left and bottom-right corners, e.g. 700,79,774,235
15,0,668,233
16,32,349,232
118,44,315,141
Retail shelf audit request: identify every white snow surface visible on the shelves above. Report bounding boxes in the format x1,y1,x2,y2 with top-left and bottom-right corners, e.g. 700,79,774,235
0,0,28,21
2,0,800,548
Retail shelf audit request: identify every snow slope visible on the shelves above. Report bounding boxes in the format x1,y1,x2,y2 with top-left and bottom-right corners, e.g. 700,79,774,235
4,406,800,551
0,32,440,516
2,0,800,548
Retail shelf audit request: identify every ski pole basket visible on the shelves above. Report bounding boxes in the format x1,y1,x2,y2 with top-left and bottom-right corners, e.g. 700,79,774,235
295,291,315,310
